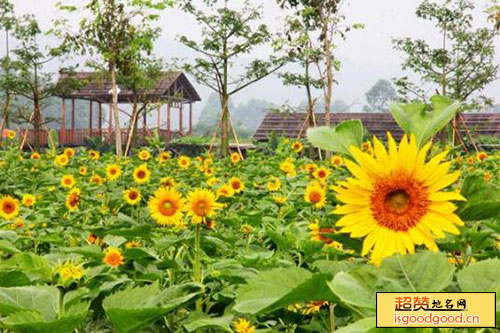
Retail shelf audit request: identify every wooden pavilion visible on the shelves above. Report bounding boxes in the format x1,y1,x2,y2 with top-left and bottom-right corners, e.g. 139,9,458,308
24,70,201,147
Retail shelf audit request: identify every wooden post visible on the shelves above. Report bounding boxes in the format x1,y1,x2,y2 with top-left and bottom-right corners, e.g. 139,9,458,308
71,98,75,142
98,102,102,136
142,108,147,142
167,101,171,141
61,98,66,145
157,105,161,130
179,103,183,134
108,103,113,142
189,102,193,134
89,101,93,136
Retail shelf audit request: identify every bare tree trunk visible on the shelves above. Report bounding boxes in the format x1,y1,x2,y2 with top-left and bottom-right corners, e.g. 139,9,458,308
124,100,140,156
323,17,333,128
0,93,12,134
220,93,230,157
110,66,123,156
33,94,42,149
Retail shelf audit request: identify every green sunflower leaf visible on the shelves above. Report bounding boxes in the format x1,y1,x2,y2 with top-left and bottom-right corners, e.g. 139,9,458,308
234,267,336,315
389,95,460,147
306,119,364,156
458,175,500,221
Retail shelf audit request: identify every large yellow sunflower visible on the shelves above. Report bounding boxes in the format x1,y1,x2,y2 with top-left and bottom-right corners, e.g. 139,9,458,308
332,134,465,265
160,176,177,188
103,247,124,268
138,149,151,161
148,187,185,226
0,196,19,220
158,151,171,163
123,188,141,205
133,164,150,184
217,184,235,198
88,150,100,160
65,188,81,211
230,152,241,164
178,156,191,169
54,154,69,167
106,164,122,181
61,174,76,188
304,182,326,208
313,167,330,182
22,194,36,207
229,177,245,193
267,176,281,191
64,148,75,158
186,188,223,224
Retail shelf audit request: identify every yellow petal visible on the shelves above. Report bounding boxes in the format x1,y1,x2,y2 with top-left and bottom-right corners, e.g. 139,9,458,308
428,191,466,202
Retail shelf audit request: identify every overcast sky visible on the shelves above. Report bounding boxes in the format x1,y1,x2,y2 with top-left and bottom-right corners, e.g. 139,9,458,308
5,0,500,112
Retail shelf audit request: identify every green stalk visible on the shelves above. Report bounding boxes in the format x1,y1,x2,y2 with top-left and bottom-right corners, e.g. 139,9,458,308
194,223,202,312
328,304,336,332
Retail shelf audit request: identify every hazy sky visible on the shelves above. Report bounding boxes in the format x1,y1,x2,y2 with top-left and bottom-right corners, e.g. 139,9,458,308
5,0,500,112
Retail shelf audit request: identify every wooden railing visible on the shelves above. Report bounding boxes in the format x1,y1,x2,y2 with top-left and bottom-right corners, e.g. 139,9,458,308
20,128,186,147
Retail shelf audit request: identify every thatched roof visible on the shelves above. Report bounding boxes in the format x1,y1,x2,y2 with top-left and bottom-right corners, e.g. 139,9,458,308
57,71,201,103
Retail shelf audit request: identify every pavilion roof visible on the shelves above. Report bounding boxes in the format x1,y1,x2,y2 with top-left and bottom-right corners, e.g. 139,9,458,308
56,71,201,104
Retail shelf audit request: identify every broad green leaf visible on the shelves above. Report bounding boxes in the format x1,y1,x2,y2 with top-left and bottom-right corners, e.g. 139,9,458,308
457,259,500,326
328,252,454,314
1,253,52,281
0,286,58,319
0,239,21,254
457,259,500,293
381,252,454,292
183,314,233,332
389,95,460,147
101,235,127,247
0,230,18,242
0,271,31,287
328,272,376,311
0,286,88,333
306,119,363,155
337,317,375,333
103,282,203,333
458,175,500,221
57,245,103,259
312,260,356,276
234,267,336,314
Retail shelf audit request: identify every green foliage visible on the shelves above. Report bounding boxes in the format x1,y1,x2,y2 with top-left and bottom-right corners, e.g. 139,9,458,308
234,267,336,315
103,282,203,333
389,95,460,148
393,0,498,109
0,286,89,333
178,0,287,155
306,119,363,155
458,175,500,221
328,252,454,315
457,258,500,292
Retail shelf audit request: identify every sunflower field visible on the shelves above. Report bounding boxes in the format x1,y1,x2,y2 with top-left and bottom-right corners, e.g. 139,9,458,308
0,101,500,333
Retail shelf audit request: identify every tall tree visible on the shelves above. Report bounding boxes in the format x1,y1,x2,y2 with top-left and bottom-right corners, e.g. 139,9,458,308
393,0,498,110
278,15,324,130
278,0,362,127
121,58,163,155
179,0,287,156
364,79,397,112
0,0,16,133
7,15,66,148
54,0,172,156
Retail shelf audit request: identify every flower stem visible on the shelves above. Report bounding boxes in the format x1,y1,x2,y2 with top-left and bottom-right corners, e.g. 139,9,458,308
328,304,336,332
194,223,202,312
